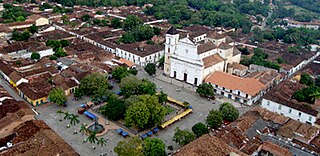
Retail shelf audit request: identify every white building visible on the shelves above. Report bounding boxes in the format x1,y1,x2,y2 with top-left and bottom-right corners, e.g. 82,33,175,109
261,81,319,125
205,71,265,105
0,42,53,60
285,19,320,30
164,26,241,86
115,42,164,67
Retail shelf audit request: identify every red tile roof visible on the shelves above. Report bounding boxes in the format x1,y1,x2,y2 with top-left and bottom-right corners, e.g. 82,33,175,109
205,71,265,96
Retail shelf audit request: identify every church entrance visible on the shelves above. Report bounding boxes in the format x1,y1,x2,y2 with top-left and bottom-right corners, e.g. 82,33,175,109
183,73,187,82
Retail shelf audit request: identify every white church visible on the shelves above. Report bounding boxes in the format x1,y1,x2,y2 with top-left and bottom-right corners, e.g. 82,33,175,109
164,26,242,86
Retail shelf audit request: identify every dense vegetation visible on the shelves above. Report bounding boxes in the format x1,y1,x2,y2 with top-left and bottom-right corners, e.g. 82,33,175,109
293,73,320,104
2,4,29,23
241,48,281,70
288,0,320,14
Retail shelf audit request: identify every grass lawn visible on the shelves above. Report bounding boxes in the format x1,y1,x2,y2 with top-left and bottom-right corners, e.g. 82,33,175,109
164,106,175,115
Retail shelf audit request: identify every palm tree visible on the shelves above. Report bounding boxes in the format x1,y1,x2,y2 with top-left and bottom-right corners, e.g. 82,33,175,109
79,123,88,135
69,114,80,126
97,138,107,147
57,110,65,122
68,114,80,134
86,132,98,149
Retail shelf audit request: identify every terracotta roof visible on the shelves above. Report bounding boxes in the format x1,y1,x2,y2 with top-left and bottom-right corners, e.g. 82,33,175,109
0,120,79,156
174,134,248,156
117,42,164,57
251,107,289,124
17,81,51,100
202,53,224,68
263,81,318,116
119,58,135,67
205,71,265,96
26,14,44,21
9,71,23,83
0,25,11,33
197,41,216,54
259,142,292,156
229,63,248,71
184,25,212,38
0,60,14,76
278,119,319,142
5,21,34,27
207,31,226,40
218,42,233,50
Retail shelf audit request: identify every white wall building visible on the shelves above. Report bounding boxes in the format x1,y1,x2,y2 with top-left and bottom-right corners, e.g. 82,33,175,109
115,43,164,67
261,81,319,125
205,71,265,105
164,26,241,86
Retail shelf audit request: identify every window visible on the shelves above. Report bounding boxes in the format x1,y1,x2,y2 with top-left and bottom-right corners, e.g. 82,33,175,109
238,91,240,95
267,101,270,106
230,90,232,93
308,116,312,121
298,112,302,117
169,38,171,44
168,48,170,53
289,109,292,114
185,49,188,54
246,94,248,98
222,87,225,90
278,105,282,110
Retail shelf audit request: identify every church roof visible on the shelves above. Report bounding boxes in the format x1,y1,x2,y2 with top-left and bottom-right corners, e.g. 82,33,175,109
166,27,179,35
202,54,224,68
197,41,216,54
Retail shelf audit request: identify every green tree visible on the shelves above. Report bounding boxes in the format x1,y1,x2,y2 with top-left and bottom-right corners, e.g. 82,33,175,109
120,76,142,98
53,47,67,58
69,114,80,126
310,90,320,102
74,88,84,98
86,132,98,144
97,138,107,147
11,30,30,41
143,138,167,156
100,95,126,121
112,66,129,81
173,127,195,145
128,69,138,75
79,73,109,96
114,137,144,156
144,63,156,76
125,95,165,129
300,73,314,86
315,76,320,87
157,91,168,104
196,83,215,98
31,52,40,60
48,88,67,106
206,109,223,129
120,32,136,43
123,15,143,31
81,14,91,21
79,123,88,135
28,24,38,34
192,122,209,138
111,18,123,28
219,102,239,122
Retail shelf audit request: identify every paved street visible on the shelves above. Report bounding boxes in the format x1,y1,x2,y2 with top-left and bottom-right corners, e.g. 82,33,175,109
35,97,125,156
0,76,24,101
1,69,251,155
136,68,251,153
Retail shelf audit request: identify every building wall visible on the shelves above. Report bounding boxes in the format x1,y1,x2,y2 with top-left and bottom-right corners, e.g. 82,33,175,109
35,18,49,26
65,86,78,96
203,61,225,79
170,58,203,85
38,48,54,58
115,48,164,66
8,24,33,30
261,99,317,125
164,34,179,75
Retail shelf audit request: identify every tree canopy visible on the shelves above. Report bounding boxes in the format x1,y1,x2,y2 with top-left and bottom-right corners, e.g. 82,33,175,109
31,52,40,60
143,138,167,156
206,109,223,129
219,102,239,122
144,63,157,76
125,94,165,129
192,122,209,138
79,73,109,97
173,127,195,145
300,73,314,86
100,94,126,121
196,83,215,98
120,76,156,98
112,66,129,81
49,87,67,106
